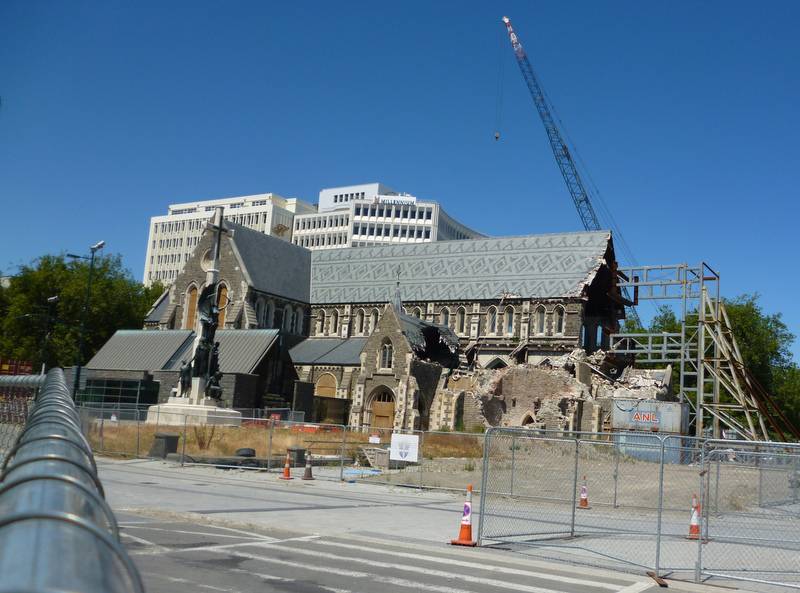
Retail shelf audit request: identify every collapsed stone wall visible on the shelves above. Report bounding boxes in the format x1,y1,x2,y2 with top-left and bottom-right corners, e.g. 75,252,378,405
432,348,674,431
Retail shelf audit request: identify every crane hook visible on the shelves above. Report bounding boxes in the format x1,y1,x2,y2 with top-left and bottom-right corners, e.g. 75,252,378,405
494,131,501,141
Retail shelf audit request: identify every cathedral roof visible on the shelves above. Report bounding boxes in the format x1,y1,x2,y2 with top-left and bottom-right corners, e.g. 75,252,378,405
226,222,311,303
87,329,280,374
309,231,612,304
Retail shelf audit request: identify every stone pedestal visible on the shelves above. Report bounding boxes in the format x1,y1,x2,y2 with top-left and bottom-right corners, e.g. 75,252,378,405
145,394,242,427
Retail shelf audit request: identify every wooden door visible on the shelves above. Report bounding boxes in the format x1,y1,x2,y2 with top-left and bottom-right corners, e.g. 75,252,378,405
371,401,395,429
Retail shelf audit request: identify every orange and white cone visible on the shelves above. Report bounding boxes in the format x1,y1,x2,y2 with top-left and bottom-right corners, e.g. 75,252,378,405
451,484,477,547
578,475,591,509
279,452,293,480
687,493,700,539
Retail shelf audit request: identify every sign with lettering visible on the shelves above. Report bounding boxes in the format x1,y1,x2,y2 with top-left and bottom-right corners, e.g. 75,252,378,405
631,411,660,424
389,433,419,462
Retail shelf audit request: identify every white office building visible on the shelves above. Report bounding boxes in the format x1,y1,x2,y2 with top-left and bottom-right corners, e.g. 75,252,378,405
292,183,484,250
144,193,315,285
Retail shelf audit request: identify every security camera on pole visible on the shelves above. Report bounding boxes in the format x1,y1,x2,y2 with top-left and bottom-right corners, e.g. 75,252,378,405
146,207,241,427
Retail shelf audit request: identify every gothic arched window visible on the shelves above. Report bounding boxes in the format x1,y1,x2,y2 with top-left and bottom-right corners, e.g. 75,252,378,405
184,285,198,329
356,309,365,335
554,306,565,335
318,310,326,335
535,306,546,335
380,339,394,369
456,307,466,335
487,307,497,335
440,307,450,327
330,310,339,335
505,306,514,336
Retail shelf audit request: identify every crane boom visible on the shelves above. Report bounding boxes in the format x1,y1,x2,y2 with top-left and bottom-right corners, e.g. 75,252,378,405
501,16,601,232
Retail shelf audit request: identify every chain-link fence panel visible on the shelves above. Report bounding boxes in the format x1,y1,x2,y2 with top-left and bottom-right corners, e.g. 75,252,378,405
0,396,30,467
699,441,800,589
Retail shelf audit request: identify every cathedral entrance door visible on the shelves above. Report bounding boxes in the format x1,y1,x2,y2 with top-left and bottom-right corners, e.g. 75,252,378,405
369,388,395,429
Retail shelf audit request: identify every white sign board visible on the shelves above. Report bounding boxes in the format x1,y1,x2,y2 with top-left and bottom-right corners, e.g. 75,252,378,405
389,433,419,463
368,434,381,444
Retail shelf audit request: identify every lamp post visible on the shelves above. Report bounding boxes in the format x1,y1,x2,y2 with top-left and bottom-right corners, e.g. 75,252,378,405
41,295,60,374
67,240,105,399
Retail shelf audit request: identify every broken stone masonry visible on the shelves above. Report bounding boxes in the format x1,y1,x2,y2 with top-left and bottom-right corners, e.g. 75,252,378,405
430,349,674,433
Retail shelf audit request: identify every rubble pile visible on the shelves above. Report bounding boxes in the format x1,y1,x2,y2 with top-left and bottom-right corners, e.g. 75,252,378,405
447,348,674,430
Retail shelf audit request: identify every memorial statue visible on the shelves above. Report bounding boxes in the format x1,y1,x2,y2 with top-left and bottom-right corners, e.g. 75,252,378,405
178,360,192,396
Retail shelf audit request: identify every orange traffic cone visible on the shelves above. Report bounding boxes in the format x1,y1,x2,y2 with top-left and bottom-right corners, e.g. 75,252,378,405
451,484,477,547
578,475,591,509
302,452,315,481
687,493,700,539
279,452,293,480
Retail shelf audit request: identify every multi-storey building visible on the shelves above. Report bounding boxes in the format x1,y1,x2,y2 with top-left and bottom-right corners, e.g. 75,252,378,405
143,192,315,285
291,183,484,250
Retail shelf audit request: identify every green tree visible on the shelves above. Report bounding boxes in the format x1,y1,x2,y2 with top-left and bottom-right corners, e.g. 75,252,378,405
0,254,164,369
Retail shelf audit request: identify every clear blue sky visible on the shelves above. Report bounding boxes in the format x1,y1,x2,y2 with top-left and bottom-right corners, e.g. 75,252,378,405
2,2,798,360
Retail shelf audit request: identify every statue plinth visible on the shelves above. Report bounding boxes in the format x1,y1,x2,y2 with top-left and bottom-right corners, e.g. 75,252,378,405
145,379,241,426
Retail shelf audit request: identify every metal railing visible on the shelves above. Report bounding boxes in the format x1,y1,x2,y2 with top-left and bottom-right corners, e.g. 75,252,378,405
0,368,145,593
477,427,800,590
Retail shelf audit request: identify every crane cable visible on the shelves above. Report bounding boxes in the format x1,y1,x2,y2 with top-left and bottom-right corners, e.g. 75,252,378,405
494,25,505,141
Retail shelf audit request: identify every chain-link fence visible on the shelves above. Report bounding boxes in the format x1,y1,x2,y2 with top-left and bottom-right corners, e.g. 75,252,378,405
477,427,800,590
78,405,487,488
0,394,32,466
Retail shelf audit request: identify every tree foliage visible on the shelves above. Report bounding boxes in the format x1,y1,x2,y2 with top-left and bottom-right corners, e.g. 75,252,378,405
0,254,164,369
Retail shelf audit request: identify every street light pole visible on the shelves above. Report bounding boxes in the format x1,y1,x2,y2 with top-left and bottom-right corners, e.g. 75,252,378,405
68,240,105,400
40,295,59,375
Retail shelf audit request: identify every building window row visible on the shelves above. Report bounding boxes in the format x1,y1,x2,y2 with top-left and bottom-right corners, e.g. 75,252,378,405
354,204,432,220
353,224,430,240
333,191,365,203
293,233,348,248
295,215,349,231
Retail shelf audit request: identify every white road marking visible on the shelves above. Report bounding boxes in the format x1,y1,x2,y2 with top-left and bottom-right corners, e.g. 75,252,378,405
120,531,169,552
149,573,235,592
123,525,264,540
218,541,573,593
210,548,510,593
313,539,620,590
130,534,320,556
617,582,654,593
203,523,279,541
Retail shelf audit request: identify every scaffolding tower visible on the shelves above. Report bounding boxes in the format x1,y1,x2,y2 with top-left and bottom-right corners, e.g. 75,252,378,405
609,263,798,442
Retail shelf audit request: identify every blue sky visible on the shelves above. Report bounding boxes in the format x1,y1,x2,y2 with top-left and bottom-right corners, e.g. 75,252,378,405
2,2,798,360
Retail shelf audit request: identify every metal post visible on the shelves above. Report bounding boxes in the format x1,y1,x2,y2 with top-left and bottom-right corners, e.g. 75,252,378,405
695,446,706,583
99,414,105,452
267,419,273,472
654,437,666,576
135,413,140,458
339,424,347,482
570,439,580,538
714,457,721,513
613,436,620,508
510,432,516,496
181,414,188,467
71,244,102,400
476,429,492,546
418,431,424,491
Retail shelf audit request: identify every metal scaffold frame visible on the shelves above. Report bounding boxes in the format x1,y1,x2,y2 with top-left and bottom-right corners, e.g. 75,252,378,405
608,263,796,442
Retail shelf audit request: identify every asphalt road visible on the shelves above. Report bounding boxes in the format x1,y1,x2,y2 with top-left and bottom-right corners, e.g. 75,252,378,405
101,459,733,593
120,512,672,593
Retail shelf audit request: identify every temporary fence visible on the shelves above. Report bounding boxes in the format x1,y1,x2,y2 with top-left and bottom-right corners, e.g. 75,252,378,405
78,405,487,489
0,368,143,593
0,375,41,466
477,427,800,590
